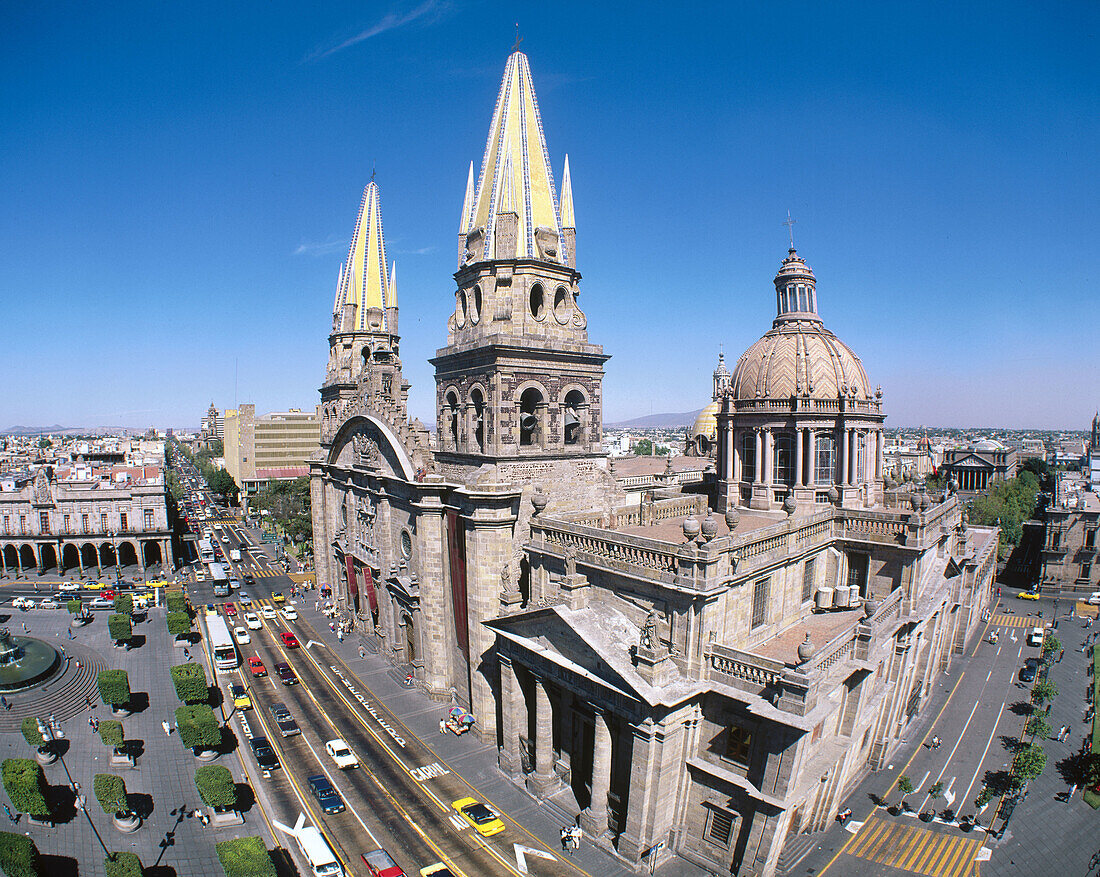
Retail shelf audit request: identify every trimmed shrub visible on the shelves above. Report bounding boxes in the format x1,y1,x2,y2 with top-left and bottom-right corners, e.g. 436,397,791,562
166,612,192,638
1,760,49,819
99,721,124,752
93,774,128,816
215,836,276,877
114,595,133,616
195,765,236,809
171,663,208,704
175,705,221,751
0,832,39,877
19,719,45,750
104,851,143,877
67,599,84,617
166,593,188,614
97,670,131,708
107,614,132,644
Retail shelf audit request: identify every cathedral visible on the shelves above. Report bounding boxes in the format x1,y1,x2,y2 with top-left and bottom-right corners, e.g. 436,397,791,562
310,51,997,877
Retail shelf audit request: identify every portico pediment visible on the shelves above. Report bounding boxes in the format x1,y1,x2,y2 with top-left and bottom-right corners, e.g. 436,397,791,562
949,453,991,469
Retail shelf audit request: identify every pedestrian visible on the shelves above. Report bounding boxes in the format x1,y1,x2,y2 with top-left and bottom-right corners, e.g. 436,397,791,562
162,720,171,736
92,717,99,732
183,648,190,659
75,659,81,671
0,697,7,712
88,717,95,733
570,826,581,852
2,805,13,824
560,827,570,853
358,645,366,660
67,628,73,640
439,718,447,735
20,622,26,633
1058,649,1065,663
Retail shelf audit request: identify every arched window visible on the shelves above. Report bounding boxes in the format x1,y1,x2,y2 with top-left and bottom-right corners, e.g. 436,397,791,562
519,388,542,447
815,433,836,484
798,285,808,311
445,391,459,450
563,390,584,445
773,432,794,486
529,283,545,320
857,433,867,483
470,388,485,453
740,432,756,482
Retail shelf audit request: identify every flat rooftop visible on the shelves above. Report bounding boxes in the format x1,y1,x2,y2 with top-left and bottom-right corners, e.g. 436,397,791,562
616,508,789,544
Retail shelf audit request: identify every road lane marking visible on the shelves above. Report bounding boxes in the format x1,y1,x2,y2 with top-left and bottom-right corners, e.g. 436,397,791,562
960,700,1005,808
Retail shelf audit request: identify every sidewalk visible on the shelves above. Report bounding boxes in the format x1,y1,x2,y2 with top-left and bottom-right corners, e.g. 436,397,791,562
291,595,710,877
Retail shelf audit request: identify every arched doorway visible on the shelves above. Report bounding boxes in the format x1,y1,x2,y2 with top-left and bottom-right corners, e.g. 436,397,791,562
19,545,36,571
118,541,138,569
142,541,162,569
3,546,18,571
404,613,417,664
39,544,57,572
99,543,116,570
81,543,99,570
62,544,80,573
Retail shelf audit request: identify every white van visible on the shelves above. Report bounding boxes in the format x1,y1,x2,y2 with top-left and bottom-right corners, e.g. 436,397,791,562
1026,627,1044,648
295,826,343,877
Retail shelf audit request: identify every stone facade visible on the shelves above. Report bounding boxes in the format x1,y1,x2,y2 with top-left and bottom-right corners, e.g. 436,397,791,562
307,49,996,876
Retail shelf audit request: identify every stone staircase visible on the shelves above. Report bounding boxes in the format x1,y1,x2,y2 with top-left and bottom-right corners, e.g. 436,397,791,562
0,642,108,729
776,831,823,875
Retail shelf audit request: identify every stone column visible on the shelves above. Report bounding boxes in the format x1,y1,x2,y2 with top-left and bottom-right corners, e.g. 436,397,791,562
414,493,451,698
76,547,84,578
838,427,848,486
754,430,762,483
875,430,883,481
808,430,817,487
763,430,773,488
580,709,612,837
795,428,804,487
730,428,739,483
526,674,556,796
498,656,527,776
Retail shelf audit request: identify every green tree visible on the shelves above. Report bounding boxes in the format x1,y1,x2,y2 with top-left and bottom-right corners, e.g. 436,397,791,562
1041,635,1060,662
0,832,40,877
107,614,132,646
968,470,1041,557
207,439,224,456
67,598,86,620
167,612,192,639
195,765,236,809
93,774,129,816
208,469,238,503
254,477,313,545
97,670,131,709
1031,679,1058,708
1012,743,1047,787
1,760,49,819
98,721,124,754
175,705,221,751
215,837,277,877
927,780,944,812
170,663,208,704
36,438,50,449
104,851,144,877
632,438,654,456
1025,715,1052,740
114,594,133,616
896,775,914,810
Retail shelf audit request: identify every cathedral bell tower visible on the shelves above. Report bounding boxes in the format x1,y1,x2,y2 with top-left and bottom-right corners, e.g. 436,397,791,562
432,51,608,483
320,180,408,419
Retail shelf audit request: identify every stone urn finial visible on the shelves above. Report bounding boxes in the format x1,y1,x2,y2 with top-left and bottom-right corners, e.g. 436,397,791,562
827,485,839,504
682,516,700,543
797,633,816,665
783,490,797,516
949,477,959,494
864,597,880,619
701,513,719,541
724,506,740,532
531,489,548,516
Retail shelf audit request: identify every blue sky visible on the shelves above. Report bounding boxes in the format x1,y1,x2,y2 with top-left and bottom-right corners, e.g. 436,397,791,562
2,1,1096,430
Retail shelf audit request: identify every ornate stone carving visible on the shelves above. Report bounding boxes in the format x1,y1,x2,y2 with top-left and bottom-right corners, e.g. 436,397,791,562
639,609,658,651
353,433,382,469
564,546,577,578
33,469,53,506
533,226,559,262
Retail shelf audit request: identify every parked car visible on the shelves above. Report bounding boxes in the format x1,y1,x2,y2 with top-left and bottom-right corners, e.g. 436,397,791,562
269,702,301,737
451,797,504,836
58,582,81,593
87,598,114,611
244,612,261,630
1088,591,1100,605
249,736,279,771
360,848,404,876
205,603,218,616
325,739,358,769
274,662,298,685
248,657,267,677
307,774,345,814
233,627,251,645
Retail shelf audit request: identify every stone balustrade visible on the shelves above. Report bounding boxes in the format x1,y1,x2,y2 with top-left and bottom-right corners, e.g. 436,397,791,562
705,643,784,693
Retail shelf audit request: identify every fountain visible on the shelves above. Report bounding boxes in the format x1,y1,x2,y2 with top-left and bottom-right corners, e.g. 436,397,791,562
0,629,62,692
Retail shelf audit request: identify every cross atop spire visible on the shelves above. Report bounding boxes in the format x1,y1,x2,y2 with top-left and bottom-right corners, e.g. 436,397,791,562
784,211,797,250
512,22,523,52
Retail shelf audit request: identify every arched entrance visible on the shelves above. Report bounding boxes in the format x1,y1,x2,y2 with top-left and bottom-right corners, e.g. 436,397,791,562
142,541,162,569
19,545,36,571
3,546,17,571
99,543,116,570
81,543,99,571
118,542,138,569
61,544,80,573
39,544,57,572
404,613,417,663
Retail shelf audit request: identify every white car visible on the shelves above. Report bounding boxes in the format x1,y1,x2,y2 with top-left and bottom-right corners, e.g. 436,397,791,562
38,599,60,610
1088,591,1100,605
11,597,31,610
261,606,277,620
233,627,251,645
325,739,358,769
58,582,81,593
244,612,261,630
282,607,298,621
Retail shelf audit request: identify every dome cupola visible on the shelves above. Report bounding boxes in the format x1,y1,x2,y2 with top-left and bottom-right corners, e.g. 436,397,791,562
773,247,820,326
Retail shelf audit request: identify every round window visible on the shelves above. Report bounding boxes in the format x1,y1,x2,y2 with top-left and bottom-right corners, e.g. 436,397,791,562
553,287,570,324
529,284,546,320
400,530,413,559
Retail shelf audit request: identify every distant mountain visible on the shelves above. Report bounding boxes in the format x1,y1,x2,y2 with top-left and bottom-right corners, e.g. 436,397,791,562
4,424,69,435
607,410,702,429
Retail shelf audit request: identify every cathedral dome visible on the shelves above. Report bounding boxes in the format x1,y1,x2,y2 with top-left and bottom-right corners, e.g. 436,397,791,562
691,401,720,445
728,248,874,403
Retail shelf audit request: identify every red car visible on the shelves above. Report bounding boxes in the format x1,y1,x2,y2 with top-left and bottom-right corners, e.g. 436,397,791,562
224,603,237,616
248,657,267,677
101,590,116,600
360,849,405,877
280,632,300,649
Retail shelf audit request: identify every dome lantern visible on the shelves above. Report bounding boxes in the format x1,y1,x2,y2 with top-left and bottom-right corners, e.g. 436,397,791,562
773,248,820,326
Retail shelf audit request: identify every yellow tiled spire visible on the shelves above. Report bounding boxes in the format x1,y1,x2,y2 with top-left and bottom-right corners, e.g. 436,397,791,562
333,181,393,333
559,154,574,229
465,51,566,264
459,161,475,234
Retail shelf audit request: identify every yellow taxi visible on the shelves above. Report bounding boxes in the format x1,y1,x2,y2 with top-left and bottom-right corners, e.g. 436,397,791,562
83,580,104,590
271,592,285,604
1017,590,1041,601
451,797,505,837
230,683,252,710
420,865,459,877
145,579,168,589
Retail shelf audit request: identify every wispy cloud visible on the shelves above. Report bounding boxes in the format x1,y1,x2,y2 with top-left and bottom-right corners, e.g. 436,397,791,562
294,237,347,257
306,1,448,62
395,245,436,255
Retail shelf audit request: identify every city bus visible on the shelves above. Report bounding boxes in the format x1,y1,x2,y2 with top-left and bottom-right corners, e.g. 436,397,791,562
198,539,215,564
206,614,238,672
209,562,230,597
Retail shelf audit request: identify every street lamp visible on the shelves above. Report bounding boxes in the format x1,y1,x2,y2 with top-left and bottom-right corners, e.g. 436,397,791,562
35,718,111,859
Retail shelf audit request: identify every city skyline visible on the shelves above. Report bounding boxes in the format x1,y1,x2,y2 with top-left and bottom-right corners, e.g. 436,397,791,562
2,2,1097,430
